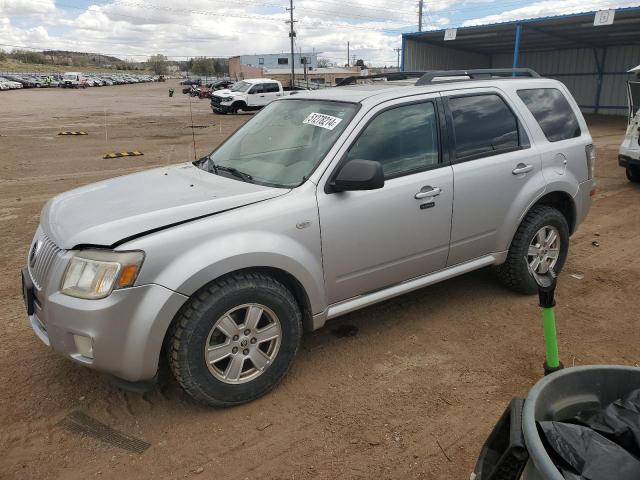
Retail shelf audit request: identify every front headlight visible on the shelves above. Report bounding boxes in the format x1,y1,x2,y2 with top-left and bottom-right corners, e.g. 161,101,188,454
61,250,145,299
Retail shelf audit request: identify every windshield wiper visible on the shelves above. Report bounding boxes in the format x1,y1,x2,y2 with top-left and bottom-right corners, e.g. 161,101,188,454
215,165,253,183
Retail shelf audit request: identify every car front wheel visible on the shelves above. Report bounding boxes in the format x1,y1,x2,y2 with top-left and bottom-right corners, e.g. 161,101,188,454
626,166,640,183
497,205,569,294
168,272,302,406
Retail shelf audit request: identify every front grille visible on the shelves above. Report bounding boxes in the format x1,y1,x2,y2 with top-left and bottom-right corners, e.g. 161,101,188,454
28,233,64,290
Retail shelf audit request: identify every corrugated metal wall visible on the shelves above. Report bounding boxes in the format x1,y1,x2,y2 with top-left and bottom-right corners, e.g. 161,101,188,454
404,41,639,116
404,39,490,71
493,46,639,116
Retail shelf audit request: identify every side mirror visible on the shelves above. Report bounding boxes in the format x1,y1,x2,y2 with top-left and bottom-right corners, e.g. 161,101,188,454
331,159,384,192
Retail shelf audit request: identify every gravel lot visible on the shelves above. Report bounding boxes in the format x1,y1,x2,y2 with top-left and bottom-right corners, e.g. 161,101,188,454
1,81,639,480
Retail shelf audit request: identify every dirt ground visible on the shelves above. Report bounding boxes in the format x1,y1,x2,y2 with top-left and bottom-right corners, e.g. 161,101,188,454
1,81,639,480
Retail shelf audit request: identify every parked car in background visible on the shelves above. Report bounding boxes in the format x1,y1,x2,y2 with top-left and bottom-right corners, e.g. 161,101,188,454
210,79,234,90
22,69,595,407
619,71,640,182
210,78,286,114
0,77,23,89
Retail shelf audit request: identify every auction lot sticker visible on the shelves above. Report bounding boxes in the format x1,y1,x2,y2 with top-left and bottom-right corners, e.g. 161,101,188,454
303,112,343,130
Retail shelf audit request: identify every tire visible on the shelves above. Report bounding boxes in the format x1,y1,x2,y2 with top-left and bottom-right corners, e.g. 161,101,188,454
231,102,246,114
497,205,570,294
168,272,302,407
626,166,640,183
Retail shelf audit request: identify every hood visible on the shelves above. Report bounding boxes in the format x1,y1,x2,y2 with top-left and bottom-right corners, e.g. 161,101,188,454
42,163,289,249
213,89,241,99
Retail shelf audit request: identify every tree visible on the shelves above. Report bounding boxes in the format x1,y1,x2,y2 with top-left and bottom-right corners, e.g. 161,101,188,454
10,49,48,64
148,54,168,75
190,57,216,76
317,57,334,68
355,59,366,69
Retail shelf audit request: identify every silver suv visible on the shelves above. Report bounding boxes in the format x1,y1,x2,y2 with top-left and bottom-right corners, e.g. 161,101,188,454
22,69,595,406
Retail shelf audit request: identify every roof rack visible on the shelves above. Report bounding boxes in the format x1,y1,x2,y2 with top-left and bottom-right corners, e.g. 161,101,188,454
415,68,540,86
335,71,427,87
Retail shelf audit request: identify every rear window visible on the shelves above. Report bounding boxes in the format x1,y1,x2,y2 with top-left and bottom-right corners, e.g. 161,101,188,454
517,88,581,142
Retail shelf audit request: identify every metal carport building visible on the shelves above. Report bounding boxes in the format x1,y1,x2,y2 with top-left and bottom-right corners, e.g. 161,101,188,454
401,7,640,115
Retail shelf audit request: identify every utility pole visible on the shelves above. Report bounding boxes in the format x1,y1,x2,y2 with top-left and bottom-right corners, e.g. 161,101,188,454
418,0,423,32
286,0,297,88
394,47,401,71
347,41,350,67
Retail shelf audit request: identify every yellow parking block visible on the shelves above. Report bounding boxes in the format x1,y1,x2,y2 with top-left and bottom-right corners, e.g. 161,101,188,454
58,131,88,136
103,151,144,159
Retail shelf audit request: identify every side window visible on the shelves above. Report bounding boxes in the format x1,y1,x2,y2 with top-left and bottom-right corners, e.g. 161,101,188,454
249,84,264,94
517,88,581,142
264,83,279,93
449,94,521,161
345,102,439,178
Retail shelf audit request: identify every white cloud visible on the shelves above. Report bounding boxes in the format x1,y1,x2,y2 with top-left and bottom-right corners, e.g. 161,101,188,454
0,0,55,16
0,0,428,65
0,16,51,46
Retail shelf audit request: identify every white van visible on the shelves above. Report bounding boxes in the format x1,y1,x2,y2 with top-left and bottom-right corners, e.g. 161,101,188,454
62,72,87,89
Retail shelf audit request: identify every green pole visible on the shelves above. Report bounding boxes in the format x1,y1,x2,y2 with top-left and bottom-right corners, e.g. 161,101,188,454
541,307,560,368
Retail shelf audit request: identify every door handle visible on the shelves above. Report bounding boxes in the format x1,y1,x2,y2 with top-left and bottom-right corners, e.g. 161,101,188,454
512,163,534,175
259,95,265,97
415,187,441,199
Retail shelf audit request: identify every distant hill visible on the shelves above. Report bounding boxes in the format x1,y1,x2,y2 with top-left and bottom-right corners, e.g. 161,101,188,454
42,50,124,67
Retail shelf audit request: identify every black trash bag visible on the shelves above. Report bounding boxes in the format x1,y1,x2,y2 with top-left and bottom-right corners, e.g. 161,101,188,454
570,388,640,457
539,421,640,480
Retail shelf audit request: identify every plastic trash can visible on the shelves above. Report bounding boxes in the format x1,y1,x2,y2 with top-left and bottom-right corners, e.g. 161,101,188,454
522,365,640,480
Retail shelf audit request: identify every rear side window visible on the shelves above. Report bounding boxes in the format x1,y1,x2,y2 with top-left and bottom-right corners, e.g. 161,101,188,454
449,94,520,161
264,83,280,93
517,88,581,142
345,102,439,178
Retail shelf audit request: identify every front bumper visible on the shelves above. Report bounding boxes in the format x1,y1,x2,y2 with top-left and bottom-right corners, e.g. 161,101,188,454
26,261,187,382
619,154,640,168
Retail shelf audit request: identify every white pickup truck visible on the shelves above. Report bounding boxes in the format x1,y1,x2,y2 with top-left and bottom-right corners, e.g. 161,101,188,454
210,78,287,114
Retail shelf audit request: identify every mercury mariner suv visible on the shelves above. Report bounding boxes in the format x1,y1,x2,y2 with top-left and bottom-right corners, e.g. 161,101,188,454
22,69,595,406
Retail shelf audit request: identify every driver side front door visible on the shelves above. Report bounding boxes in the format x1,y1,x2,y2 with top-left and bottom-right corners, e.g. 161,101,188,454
248,84,267,107
317,96,454,305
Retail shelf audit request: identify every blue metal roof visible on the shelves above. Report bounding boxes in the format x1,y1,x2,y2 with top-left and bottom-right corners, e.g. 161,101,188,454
402,6,640,53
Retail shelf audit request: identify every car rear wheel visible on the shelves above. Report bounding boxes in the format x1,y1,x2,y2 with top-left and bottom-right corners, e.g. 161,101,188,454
626,166,640,183
497,205,570,294
168,272,302,406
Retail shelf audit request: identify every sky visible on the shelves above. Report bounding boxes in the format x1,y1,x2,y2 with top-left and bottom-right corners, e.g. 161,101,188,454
0,0,638,66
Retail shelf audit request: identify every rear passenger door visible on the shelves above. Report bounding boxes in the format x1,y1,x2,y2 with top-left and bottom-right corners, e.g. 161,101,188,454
444,89,545,266
262,82,282,103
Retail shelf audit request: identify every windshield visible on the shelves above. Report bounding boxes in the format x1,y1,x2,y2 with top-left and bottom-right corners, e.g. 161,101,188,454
200,99,357,187
63,74,77,80
230,81,251,92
